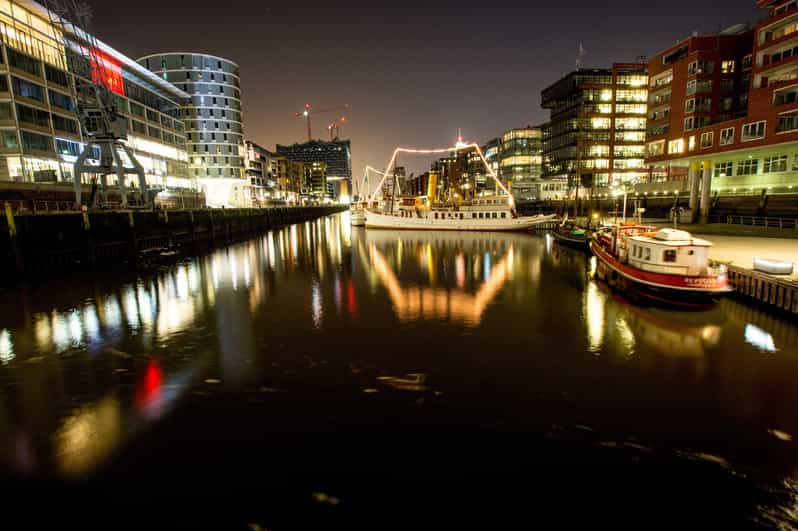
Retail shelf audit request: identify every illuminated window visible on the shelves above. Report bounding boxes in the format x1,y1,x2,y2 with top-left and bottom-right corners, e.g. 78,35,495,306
764,155,788,173
688,135,696,151
721,60,735,74
714,161,733,177
737,159,759,175
647,141,665,156
668,139,685,154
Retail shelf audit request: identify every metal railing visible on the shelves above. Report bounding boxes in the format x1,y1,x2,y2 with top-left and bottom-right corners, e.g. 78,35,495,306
714,214,798,230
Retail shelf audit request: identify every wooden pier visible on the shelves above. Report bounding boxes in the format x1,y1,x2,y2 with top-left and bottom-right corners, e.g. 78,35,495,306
726,265,798,315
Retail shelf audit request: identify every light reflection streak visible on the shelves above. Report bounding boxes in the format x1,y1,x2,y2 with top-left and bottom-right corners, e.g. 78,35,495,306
0,329,14,363
368,241,513,327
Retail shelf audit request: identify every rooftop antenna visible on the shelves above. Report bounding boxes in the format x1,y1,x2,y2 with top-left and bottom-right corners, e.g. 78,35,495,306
576,42,586,69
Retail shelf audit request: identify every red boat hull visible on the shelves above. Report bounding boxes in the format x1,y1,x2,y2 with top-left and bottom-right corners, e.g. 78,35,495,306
590,240,730,306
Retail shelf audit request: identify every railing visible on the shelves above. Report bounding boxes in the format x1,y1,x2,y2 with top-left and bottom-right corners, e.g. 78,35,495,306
714,214,798,230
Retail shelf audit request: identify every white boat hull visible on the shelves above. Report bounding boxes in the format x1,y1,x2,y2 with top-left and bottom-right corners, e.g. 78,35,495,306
350,209,366,226
365,209,555,231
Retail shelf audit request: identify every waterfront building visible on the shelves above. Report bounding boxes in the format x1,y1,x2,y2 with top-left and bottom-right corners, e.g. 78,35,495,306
0,0,190,190
644,0,798,221
541,63,649,198
287,159,327,202
275,139,351,201
245,140,276,206
138,52,246,207
498,126,543,201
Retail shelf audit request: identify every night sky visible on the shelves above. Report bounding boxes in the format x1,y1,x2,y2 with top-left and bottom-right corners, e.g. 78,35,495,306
87,1,761,181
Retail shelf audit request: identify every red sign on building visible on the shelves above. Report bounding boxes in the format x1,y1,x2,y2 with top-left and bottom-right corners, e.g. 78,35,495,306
90,49,125,97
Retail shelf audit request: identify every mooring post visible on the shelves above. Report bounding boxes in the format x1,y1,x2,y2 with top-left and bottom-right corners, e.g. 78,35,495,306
128,211,139,264
5,203,24,276
82,208,96,269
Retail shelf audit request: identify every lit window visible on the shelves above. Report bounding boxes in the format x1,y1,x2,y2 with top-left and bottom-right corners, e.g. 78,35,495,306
721,60,735,74
688,136,696,151
668,139,685,154
700,132,713,149
714,161,733,177
736,159,759,175
764,155,788,173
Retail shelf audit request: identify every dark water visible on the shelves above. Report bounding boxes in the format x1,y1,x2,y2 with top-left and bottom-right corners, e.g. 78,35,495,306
1,212,798,528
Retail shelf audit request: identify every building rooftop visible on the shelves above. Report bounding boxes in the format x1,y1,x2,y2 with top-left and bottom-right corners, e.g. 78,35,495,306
19,0,190,102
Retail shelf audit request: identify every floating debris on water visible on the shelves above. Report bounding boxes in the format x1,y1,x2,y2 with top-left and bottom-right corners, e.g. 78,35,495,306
204,379,222,385
769,429,793,442
312,492,341,506
377,373,428,392
103,347,132,359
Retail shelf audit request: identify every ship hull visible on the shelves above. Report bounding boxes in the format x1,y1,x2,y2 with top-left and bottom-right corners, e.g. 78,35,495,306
551,230,591,252
590,240,731,307
350,209,366,226
365,210,555,231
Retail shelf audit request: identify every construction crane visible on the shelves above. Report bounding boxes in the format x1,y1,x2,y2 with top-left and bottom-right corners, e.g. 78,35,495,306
42,0,149,209
295,103,350,142
327,116,348,140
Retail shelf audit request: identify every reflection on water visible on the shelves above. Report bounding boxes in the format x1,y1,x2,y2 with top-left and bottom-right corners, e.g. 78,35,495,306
361,231,515,326
0,213,798,524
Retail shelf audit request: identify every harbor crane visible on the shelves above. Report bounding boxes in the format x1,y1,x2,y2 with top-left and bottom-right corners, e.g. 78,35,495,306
327,116,348,140
295,103,350,142
42,0,149,209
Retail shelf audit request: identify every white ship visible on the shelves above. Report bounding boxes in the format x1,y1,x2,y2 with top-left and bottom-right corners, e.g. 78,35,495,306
363,137,557,232
350,202,366,226
365,196,555,231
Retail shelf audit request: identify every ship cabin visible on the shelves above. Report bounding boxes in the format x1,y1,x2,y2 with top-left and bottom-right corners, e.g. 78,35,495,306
616,227,713,276
393,195,516,220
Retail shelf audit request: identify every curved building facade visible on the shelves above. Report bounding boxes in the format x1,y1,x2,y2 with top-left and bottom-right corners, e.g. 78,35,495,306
137,53,247,206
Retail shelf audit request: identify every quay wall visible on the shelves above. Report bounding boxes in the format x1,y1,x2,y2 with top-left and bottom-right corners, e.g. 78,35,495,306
0,206,346,285
727,265,798,316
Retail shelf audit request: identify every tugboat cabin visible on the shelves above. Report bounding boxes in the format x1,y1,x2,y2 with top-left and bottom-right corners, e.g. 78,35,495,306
615,227,713,276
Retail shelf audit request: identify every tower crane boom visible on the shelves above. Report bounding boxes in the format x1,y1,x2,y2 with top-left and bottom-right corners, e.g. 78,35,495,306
295,104,350,142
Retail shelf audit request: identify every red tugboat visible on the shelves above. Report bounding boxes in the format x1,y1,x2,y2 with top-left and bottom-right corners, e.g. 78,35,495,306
590,225,732,307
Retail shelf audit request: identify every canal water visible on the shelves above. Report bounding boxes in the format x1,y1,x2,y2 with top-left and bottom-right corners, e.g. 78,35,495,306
1,212,798,527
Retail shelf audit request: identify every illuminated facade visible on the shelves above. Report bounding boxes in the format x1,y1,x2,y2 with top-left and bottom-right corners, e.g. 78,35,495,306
138,52,245,206
644,1,798,220
499,127,543,201
244,140,275,205
275,139,351,200
541,63,649,195
0,0,189,188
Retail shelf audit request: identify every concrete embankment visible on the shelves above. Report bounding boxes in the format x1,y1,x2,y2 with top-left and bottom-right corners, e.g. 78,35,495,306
0,205,346,285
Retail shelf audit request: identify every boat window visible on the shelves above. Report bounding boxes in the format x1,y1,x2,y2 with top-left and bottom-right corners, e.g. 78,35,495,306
434,213,438,219
664,250,678,263
492,212,498,219
501,212,506,219
644,247,651,261
459,213,464,220
688,250,695,256
472,213,476,219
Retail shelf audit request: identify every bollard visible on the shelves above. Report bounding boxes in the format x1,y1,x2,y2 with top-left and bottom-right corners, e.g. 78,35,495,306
128,211,139,264
83,208,96,269
5,203,24,276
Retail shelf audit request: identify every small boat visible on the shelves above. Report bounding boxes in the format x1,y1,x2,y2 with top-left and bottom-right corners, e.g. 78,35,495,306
365,195,556,232
590,225,731,306
551,220,591,251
